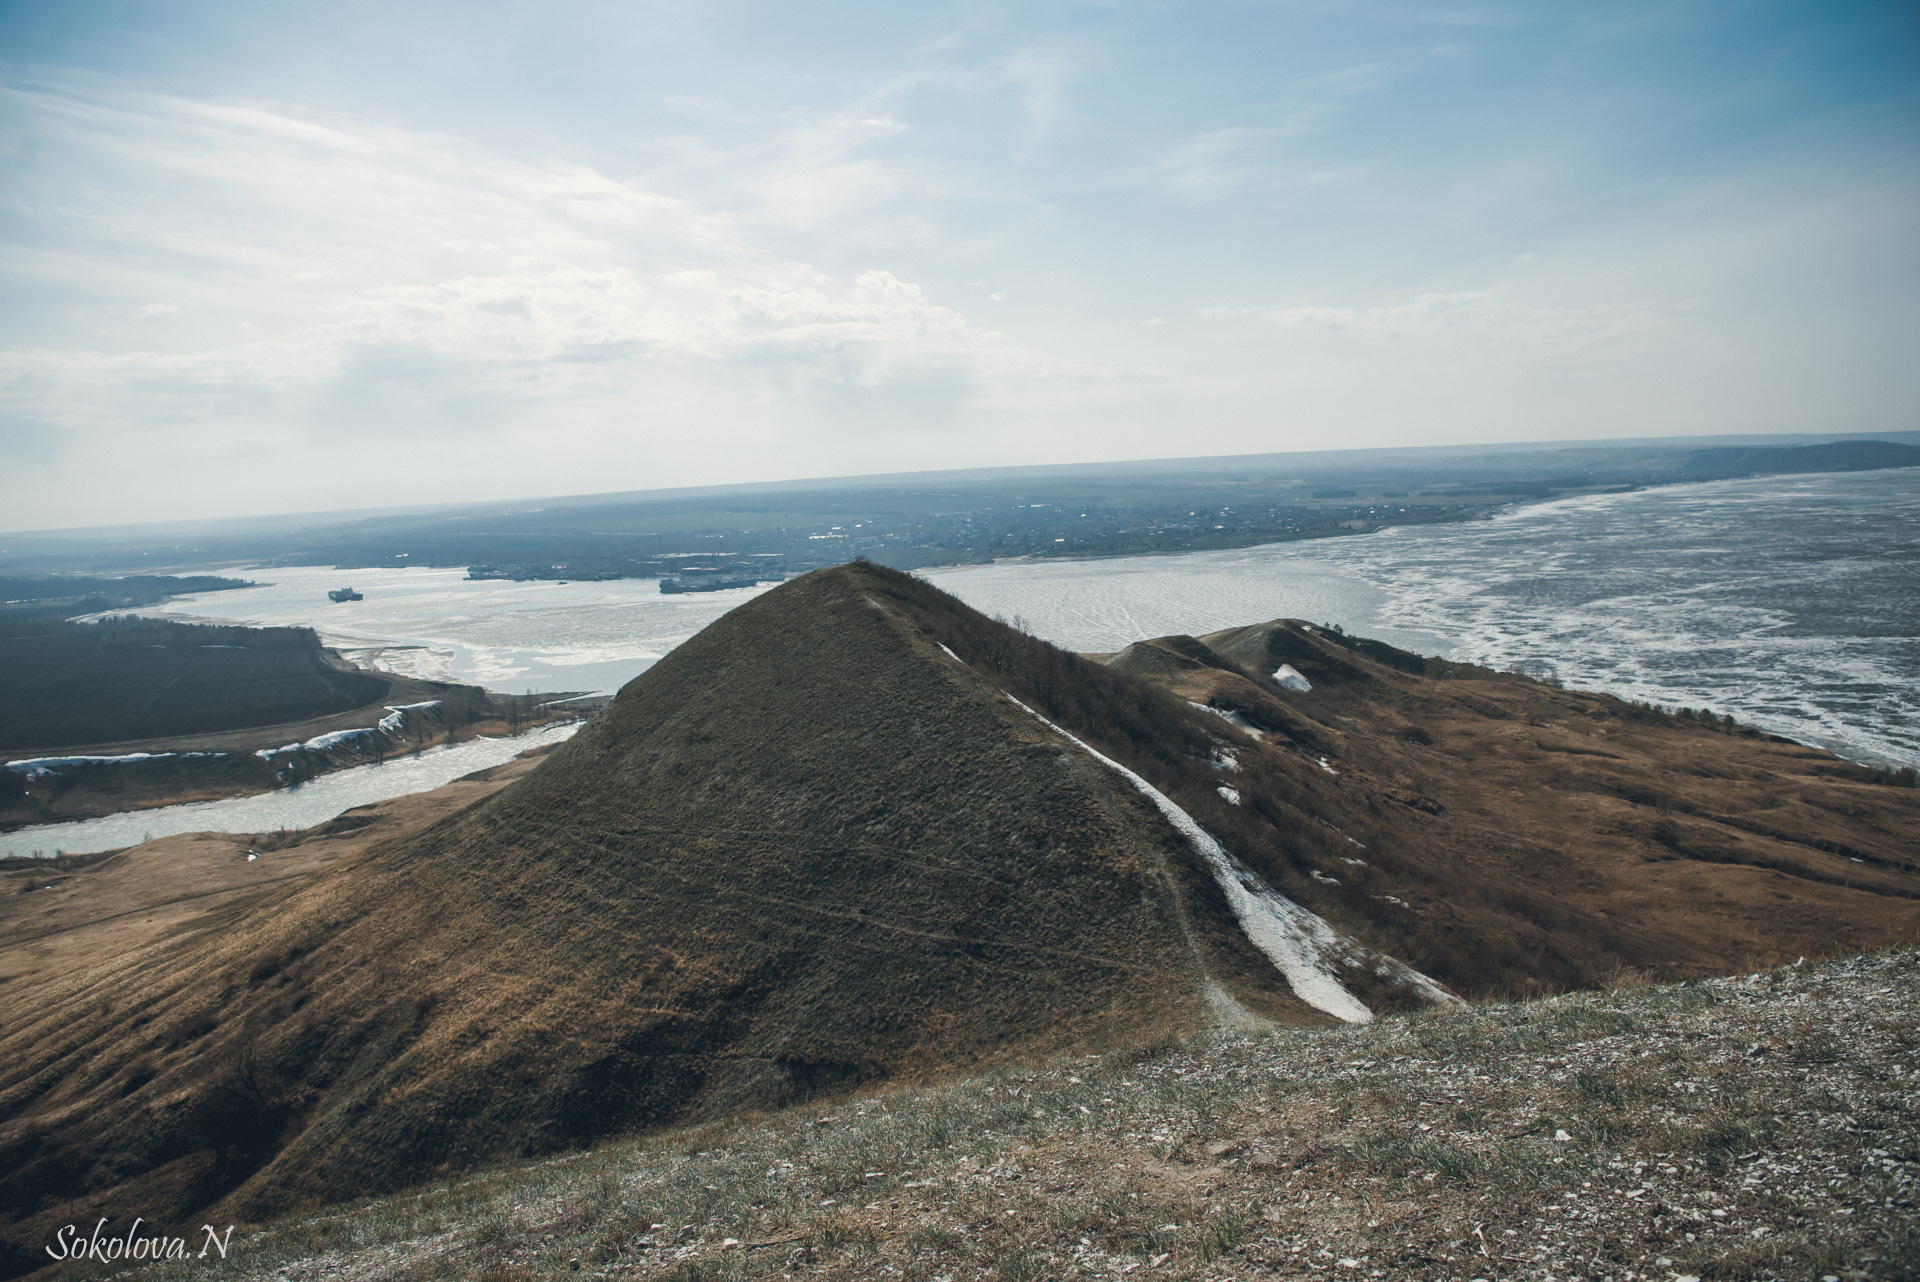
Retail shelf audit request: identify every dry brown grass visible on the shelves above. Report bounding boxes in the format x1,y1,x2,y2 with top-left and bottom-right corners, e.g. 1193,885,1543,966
4,563,1916,1278
115,949,1920,1282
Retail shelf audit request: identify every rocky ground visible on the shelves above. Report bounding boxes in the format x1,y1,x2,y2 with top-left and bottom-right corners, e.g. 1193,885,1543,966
91,949,1917,1282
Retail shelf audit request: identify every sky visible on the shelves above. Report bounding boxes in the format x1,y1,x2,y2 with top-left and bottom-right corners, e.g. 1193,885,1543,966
1,1,1916,531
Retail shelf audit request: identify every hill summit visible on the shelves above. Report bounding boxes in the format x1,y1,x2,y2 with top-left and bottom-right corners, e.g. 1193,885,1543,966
0,563,1451,1270
2,562,1915,1277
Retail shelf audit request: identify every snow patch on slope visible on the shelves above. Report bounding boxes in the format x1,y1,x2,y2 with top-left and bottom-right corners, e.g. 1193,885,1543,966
1003,694,1377,1024
5,751,226,779
1274,664,1312,692
1186,700,1267,740
257,701,445,759
378,700,442,733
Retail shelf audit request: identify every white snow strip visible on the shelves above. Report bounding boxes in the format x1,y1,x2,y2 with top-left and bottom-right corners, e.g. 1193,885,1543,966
1217,786,1241,805
299,728,377,752
257,727,376,757
1001,693,1375,1024
1186,700,1267,740
1316,756,1339,775
376,700,439,733
259,701,445,756
937,643,966,665
8,752,169,771
1274,664,1312,692
5,751,228,779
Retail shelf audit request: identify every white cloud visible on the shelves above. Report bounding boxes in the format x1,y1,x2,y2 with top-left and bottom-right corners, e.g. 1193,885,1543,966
1,5,1915,532
0,82,1016,437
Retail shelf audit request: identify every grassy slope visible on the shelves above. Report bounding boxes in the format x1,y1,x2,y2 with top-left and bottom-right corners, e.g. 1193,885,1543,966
0,620,389,752
1097,618,1920,997
107,949,1919,1282
0,565,1305,1272
4,563,1916,1277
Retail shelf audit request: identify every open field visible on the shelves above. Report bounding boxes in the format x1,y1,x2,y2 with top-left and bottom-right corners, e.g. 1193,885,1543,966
78,949,1917,1282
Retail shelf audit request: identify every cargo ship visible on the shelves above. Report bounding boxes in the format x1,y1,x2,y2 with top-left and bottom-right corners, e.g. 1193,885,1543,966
327,587,364,602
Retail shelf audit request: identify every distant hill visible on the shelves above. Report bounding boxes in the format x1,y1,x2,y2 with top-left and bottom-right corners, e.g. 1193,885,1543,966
0,573,252,610
1681,438,1920,479
0,562,1914,1276
13,433,1920,582
0,616,508,832
0,618,388,751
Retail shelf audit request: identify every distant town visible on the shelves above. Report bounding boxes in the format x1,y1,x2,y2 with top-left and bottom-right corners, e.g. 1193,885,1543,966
3,435,1913,583
462,492,1501,585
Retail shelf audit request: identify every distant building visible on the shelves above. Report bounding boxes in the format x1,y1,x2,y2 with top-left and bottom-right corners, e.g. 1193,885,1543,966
658,557,787,594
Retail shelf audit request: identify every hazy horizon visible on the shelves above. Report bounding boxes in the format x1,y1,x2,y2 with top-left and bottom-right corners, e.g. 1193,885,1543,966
4,1,1916,530
5,425,1913,543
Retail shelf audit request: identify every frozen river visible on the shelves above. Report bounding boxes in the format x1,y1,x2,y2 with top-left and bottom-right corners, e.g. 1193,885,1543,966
131,468,1916,774
2,721,580,859
143,565,776,695
928,470,1919,770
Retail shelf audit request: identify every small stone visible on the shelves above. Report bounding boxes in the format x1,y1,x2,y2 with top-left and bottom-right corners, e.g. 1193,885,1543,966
1553,1129,1573,1142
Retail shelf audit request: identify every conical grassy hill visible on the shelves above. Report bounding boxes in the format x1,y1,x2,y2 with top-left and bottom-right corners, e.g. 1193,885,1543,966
3,561,1915,1279
0,563,1426,1274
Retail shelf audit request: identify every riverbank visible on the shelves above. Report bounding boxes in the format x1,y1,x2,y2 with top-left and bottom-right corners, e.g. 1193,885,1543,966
1,696,598,836
0,736,559,964
0,718,585,858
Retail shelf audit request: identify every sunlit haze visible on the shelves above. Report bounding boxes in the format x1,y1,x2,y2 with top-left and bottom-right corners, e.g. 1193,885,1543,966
2,1,1915,530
